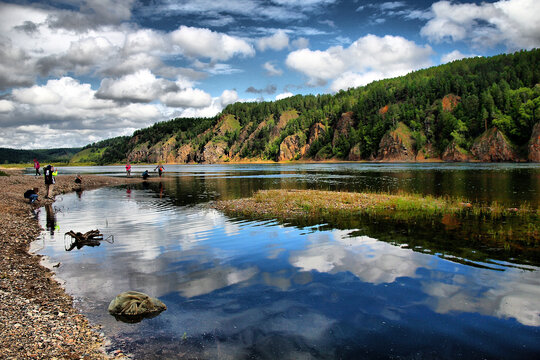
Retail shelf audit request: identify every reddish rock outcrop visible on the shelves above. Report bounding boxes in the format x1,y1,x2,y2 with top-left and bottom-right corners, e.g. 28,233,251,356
470,127,518,162
175,144,194,163
332,112,355,147
442,94,461,112
528,122,540,162
278,134,304,161
377,122,416,161
301,122,327,157
199,140,228,164
441,141,470,162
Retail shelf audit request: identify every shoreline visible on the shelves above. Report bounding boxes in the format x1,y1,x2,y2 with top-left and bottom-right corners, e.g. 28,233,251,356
0,170,142,359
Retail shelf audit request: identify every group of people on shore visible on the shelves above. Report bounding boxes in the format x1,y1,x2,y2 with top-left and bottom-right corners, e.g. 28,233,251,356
25,161,83,204
126,162,165,179
24,160,166,205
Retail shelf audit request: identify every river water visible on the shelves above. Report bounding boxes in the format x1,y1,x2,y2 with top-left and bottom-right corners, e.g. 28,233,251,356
31,163,540,359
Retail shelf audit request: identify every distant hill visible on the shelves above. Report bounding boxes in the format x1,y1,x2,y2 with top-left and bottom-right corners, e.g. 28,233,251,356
0,147,82,164
54,49,540,164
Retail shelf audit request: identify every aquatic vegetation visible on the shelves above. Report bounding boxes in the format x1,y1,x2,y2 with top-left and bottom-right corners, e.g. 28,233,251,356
215,189,533,218
213,189,540,246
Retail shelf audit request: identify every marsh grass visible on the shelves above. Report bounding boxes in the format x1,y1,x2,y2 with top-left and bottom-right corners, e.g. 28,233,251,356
213,189,539,245
239,189,532,218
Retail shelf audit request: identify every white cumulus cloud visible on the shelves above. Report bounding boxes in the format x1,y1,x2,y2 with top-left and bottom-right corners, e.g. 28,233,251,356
286,34,433,90
160,88,213,108
96,69,177,103
421,0,540,50
276,92,294,100
257,30,289,51
263,62,283,77
441,50,478,63
220,89,239,107
170,26,255,61
0,100,15,113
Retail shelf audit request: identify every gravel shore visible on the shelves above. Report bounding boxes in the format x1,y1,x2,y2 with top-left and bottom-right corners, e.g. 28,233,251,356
0,169,141,359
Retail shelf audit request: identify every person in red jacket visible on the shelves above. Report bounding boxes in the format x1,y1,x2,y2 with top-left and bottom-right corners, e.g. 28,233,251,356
33,159,41,176
154,164,165,177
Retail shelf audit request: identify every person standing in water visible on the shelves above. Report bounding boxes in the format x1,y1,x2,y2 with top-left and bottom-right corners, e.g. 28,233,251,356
125,162,131,177
154,163,165,178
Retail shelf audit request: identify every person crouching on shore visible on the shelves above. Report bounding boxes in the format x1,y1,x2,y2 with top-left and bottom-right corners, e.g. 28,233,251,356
24,188,39,204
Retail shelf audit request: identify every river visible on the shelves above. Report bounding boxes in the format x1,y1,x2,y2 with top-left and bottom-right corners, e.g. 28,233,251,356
31,163,540,359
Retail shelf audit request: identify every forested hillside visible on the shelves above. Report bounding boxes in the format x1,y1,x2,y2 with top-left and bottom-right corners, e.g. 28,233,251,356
0,147,81,164
76,49,540,164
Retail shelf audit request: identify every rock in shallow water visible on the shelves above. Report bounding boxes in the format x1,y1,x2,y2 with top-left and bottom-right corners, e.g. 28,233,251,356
108,291,166,323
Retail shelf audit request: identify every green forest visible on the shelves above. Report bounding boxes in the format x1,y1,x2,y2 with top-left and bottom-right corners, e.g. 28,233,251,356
0,147,81,165
3,49,539,164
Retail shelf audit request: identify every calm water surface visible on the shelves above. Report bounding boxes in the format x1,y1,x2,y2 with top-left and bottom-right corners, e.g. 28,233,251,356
32,164,540,359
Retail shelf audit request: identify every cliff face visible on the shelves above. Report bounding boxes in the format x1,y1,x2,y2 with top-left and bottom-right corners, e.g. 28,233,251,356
441,141,469,162
198,141,228,164
470,127,519,162
176,144,194,163
377,122,416,161
528,122,540,162
301,122,326,158
278,134,304,161
348,144,362,161
332,112,354,147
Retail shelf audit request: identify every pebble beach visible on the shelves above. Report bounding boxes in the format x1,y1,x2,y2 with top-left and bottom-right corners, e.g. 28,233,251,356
0,169,140,359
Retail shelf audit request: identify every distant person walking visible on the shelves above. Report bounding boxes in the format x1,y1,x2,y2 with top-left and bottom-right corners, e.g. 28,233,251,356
43,164,55,199
154,164,165,178
125,162,131,177
33,159,41,176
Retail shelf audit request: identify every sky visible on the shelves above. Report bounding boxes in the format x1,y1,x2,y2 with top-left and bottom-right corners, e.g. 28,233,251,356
0,0,539,149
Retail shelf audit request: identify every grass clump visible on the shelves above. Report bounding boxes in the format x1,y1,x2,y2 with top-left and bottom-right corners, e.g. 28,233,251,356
216,189,530,219
212,189,539,244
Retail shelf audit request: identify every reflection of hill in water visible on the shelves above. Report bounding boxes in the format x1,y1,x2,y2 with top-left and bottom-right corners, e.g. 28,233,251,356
228,212,540,269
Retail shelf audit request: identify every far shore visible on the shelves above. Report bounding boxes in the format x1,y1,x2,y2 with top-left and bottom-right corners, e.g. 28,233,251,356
7,156,535,169
0,169,145,359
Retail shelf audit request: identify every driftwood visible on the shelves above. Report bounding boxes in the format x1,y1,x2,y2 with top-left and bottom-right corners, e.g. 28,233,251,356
64,229,113,251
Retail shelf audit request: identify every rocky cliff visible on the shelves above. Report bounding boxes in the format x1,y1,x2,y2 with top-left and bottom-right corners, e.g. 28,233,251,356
332,112,355,147
441,141,469,162
278,134,305,161
528,122,540,162
470,127,519,162
377,122,416,161
198,140,228,164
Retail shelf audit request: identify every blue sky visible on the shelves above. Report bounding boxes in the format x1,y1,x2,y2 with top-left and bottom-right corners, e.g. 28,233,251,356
0,0,538,149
